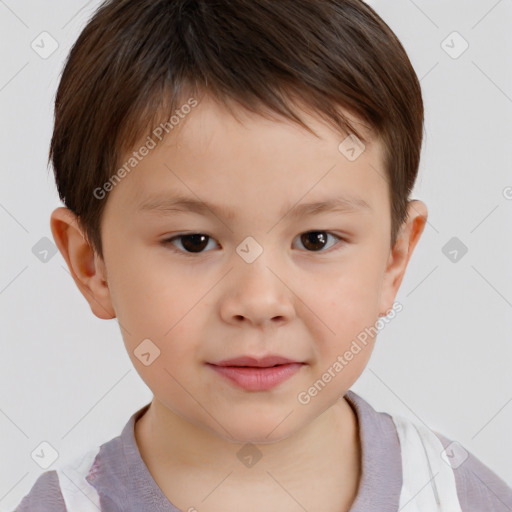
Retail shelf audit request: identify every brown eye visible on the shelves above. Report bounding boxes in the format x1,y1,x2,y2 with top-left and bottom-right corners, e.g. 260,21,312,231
301,231,327,251
164,234,217,254
296,231,343,252
180,234,210,252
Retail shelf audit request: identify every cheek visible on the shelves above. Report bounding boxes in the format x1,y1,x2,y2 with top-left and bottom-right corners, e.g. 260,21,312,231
319,254,383,324
311,254,383,367
107,250,200,338
118,299,202,403
106,253,206,359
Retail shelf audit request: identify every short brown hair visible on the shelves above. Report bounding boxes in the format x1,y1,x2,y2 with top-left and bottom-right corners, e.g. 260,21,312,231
49,0,424,260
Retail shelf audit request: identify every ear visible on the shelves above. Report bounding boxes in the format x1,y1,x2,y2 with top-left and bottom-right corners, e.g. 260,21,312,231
378,200,428,315
50,207,116,320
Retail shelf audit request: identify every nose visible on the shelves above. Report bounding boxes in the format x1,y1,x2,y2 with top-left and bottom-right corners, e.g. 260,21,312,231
219,255,296,328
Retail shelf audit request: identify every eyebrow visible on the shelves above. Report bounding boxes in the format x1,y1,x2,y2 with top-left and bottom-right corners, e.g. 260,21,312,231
137,193,372,220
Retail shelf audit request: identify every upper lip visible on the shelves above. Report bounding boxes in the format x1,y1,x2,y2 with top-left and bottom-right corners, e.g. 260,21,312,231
209,355,301,368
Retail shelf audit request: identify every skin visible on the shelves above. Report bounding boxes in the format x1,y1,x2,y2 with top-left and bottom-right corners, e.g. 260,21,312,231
50,95,427,511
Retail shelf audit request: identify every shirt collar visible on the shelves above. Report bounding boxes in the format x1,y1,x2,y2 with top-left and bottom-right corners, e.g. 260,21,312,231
87,390,402,511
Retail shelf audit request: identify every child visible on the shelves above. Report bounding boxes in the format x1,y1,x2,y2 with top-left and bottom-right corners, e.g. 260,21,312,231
15,0,512,510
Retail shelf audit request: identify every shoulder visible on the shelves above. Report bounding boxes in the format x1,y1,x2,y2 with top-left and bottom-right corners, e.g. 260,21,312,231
13,470,67,512
12,404,150,512
346,391,512,511
433,431,512,512
13,445,102,512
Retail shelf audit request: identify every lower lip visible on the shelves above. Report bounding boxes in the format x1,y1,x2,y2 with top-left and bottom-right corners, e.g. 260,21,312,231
207,363,304,391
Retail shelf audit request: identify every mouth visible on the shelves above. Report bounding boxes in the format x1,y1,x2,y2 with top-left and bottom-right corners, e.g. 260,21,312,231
206,355,305,391
210,355,302,367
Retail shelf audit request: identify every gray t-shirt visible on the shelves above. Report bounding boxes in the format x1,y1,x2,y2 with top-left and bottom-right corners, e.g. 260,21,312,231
14,390,512,511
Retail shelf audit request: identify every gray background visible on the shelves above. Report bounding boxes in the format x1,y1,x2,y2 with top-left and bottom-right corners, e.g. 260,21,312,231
1,0,511,509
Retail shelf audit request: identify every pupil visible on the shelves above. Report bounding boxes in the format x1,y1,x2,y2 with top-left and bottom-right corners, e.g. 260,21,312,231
302,231,326,251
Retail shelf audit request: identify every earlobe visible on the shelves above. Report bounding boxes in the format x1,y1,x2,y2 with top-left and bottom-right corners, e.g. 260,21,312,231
50,207,116,320
379,200,428,315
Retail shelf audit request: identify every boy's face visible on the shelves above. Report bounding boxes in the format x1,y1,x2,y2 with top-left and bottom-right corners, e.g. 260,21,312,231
52,96,427,443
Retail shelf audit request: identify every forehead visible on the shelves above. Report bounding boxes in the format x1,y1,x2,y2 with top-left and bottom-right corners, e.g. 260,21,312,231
162,96,378,163
107,96,388,220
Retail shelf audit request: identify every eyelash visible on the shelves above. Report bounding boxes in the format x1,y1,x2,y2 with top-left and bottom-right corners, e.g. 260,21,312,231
161,231,347,257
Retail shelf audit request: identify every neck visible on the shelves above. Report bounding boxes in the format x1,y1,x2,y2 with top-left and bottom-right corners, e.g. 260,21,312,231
134,396,361,509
